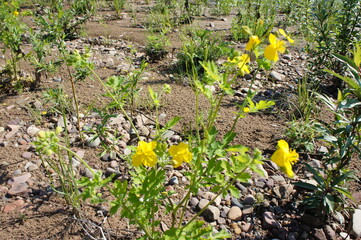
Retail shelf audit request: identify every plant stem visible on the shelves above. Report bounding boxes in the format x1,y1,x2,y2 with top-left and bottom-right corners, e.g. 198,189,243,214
87,66,140,140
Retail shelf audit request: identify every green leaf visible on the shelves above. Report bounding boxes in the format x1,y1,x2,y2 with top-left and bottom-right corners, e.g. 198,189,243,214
305,163,325,188
333,186,353,199
324,194,335,213
255,100,275,110
229,185,240,198
293,182,319,191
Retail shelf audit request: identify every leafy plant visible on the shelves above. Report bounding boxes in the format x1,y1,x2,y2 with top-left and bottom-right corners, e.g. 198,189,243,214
177,28,229,76
145,33,170,62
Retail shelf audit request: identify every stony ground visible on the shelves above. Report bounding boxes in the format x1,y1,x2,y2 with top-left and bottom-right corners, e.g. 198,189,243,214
1,4,361,240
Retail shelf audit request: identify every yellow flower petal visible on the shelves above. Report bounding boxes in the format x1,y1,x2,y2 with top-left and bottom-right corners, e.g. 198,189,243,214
278,29,287,37
264,44,278,62
169,142,192,168
245,35,260,51
132,141,157,167
271,140,299,178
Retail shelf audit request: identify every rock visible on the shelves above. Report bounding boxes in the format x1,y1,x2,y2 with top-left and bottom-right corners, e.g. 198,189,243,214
138,125,150,137
202,192,221,206
220,206,230,218
323,225,336,240
25,162,38,172
12,169,22,176
8,173,31,186
271,175,286,184
273,184,294,199
8,183,30,195
101,153,110,161
0,186,9,193
110,160,118,168
312,228,327,240
266,178,275,188
22,152,32,159
235,182,248,193
202,205,220,222
84,168,95,178
231,198,243,208
242,206,254,215
168,176,179,185
227,206,242,221
339,232,350,240
262,211,281,230
351,209,361,237
87,136,100,148
72,159,80,168
269,71,285,81
255,164,268,178
3,203,18,213
27,125,40,137
234,227,241,235
5,125,21,139
189,197,199,208
240,222,252,232
243,194,256,205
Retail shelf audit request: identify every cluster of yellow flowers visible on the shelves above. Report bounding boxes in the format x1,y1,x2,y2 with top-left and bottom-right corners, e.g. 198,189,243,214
132,141,192,168
228,29,294,75
271,140,299,178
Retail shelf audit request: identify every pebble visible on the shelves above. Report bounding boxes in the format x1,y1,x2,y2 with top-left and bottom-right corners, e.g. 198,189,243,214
110,160,118,168
8,183,30,195
168,176,179,185
8,173,31,185
312,228,327,240
231,198,243,208
26,125,40,137
323,225,336,240
202,205,220,222
262,211,281,230
25,162,39,172
352,209,361,237
243,194,256,205
189,197,199,208
269,71,285,81
240,222,252,232
86,136,101,148
242,206,254,215
22,152,32,159
339,232,350,240
202,192,221,206
227,206,242,221
273,184,294,199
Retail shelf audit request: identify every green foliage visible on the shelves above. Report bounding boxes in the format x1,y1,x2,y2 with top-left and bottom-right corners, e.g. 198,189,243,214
145,34,170,62
285,120,317,152
231,0,276,41
177,29,229,76
306,0,361,89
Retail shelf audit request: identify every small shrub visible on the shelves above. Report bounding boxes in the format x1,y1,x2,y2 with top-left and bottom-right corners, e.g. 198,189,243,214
145,34,170,62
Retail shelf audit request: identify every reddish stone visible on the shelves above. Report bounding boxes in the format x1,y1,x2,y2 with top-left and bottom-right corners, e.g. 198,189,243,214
7,183,29,195
2,204,17,213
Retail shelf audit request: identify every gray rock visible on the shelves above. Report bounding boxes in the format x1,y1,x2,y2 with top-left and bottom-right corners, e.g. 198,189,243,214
87,136,101,148
242,206,254,215
269,71,285,81
352,209,361,237
235,182,248,193
8,173,31,185
27,125,40,137
243,194,256,205
273,184,294,199
202,205,220,222
227,206,242,221
271,175,286,184
262,211,281,230
22,152,32,159
323,225,336,240
231,198,244,208
220,206,230,218
339,232,350,240
168,176,179,185
240,222,252,232
189,197,199,208
202,192,221,206
7,182,30,195
266,178,275,188
72,158,81,168
197,198,209,211
25,162,38,171
312,228,327,240
301,213,322,227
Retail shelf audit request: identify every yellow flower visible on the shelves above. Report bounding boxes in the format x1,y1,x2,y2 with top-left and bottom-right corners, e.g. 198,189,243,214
243,107,250,113
13,11,19,16
169,142,192,168
228,54,250,76
132,141,157,167
278,29,294,44
271,140,299,178
264,33,286,62
246,35,261,51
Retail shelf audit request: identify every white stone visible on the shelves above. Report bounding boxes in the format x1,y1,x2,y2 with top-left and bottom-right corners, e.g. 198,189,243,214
352,209,361,237
26,125,40,137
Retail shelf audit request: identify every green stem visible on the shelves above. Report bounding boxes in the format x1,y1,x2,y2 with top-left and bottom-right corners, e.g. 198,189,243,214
181,161,252,230
87,66,140,140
